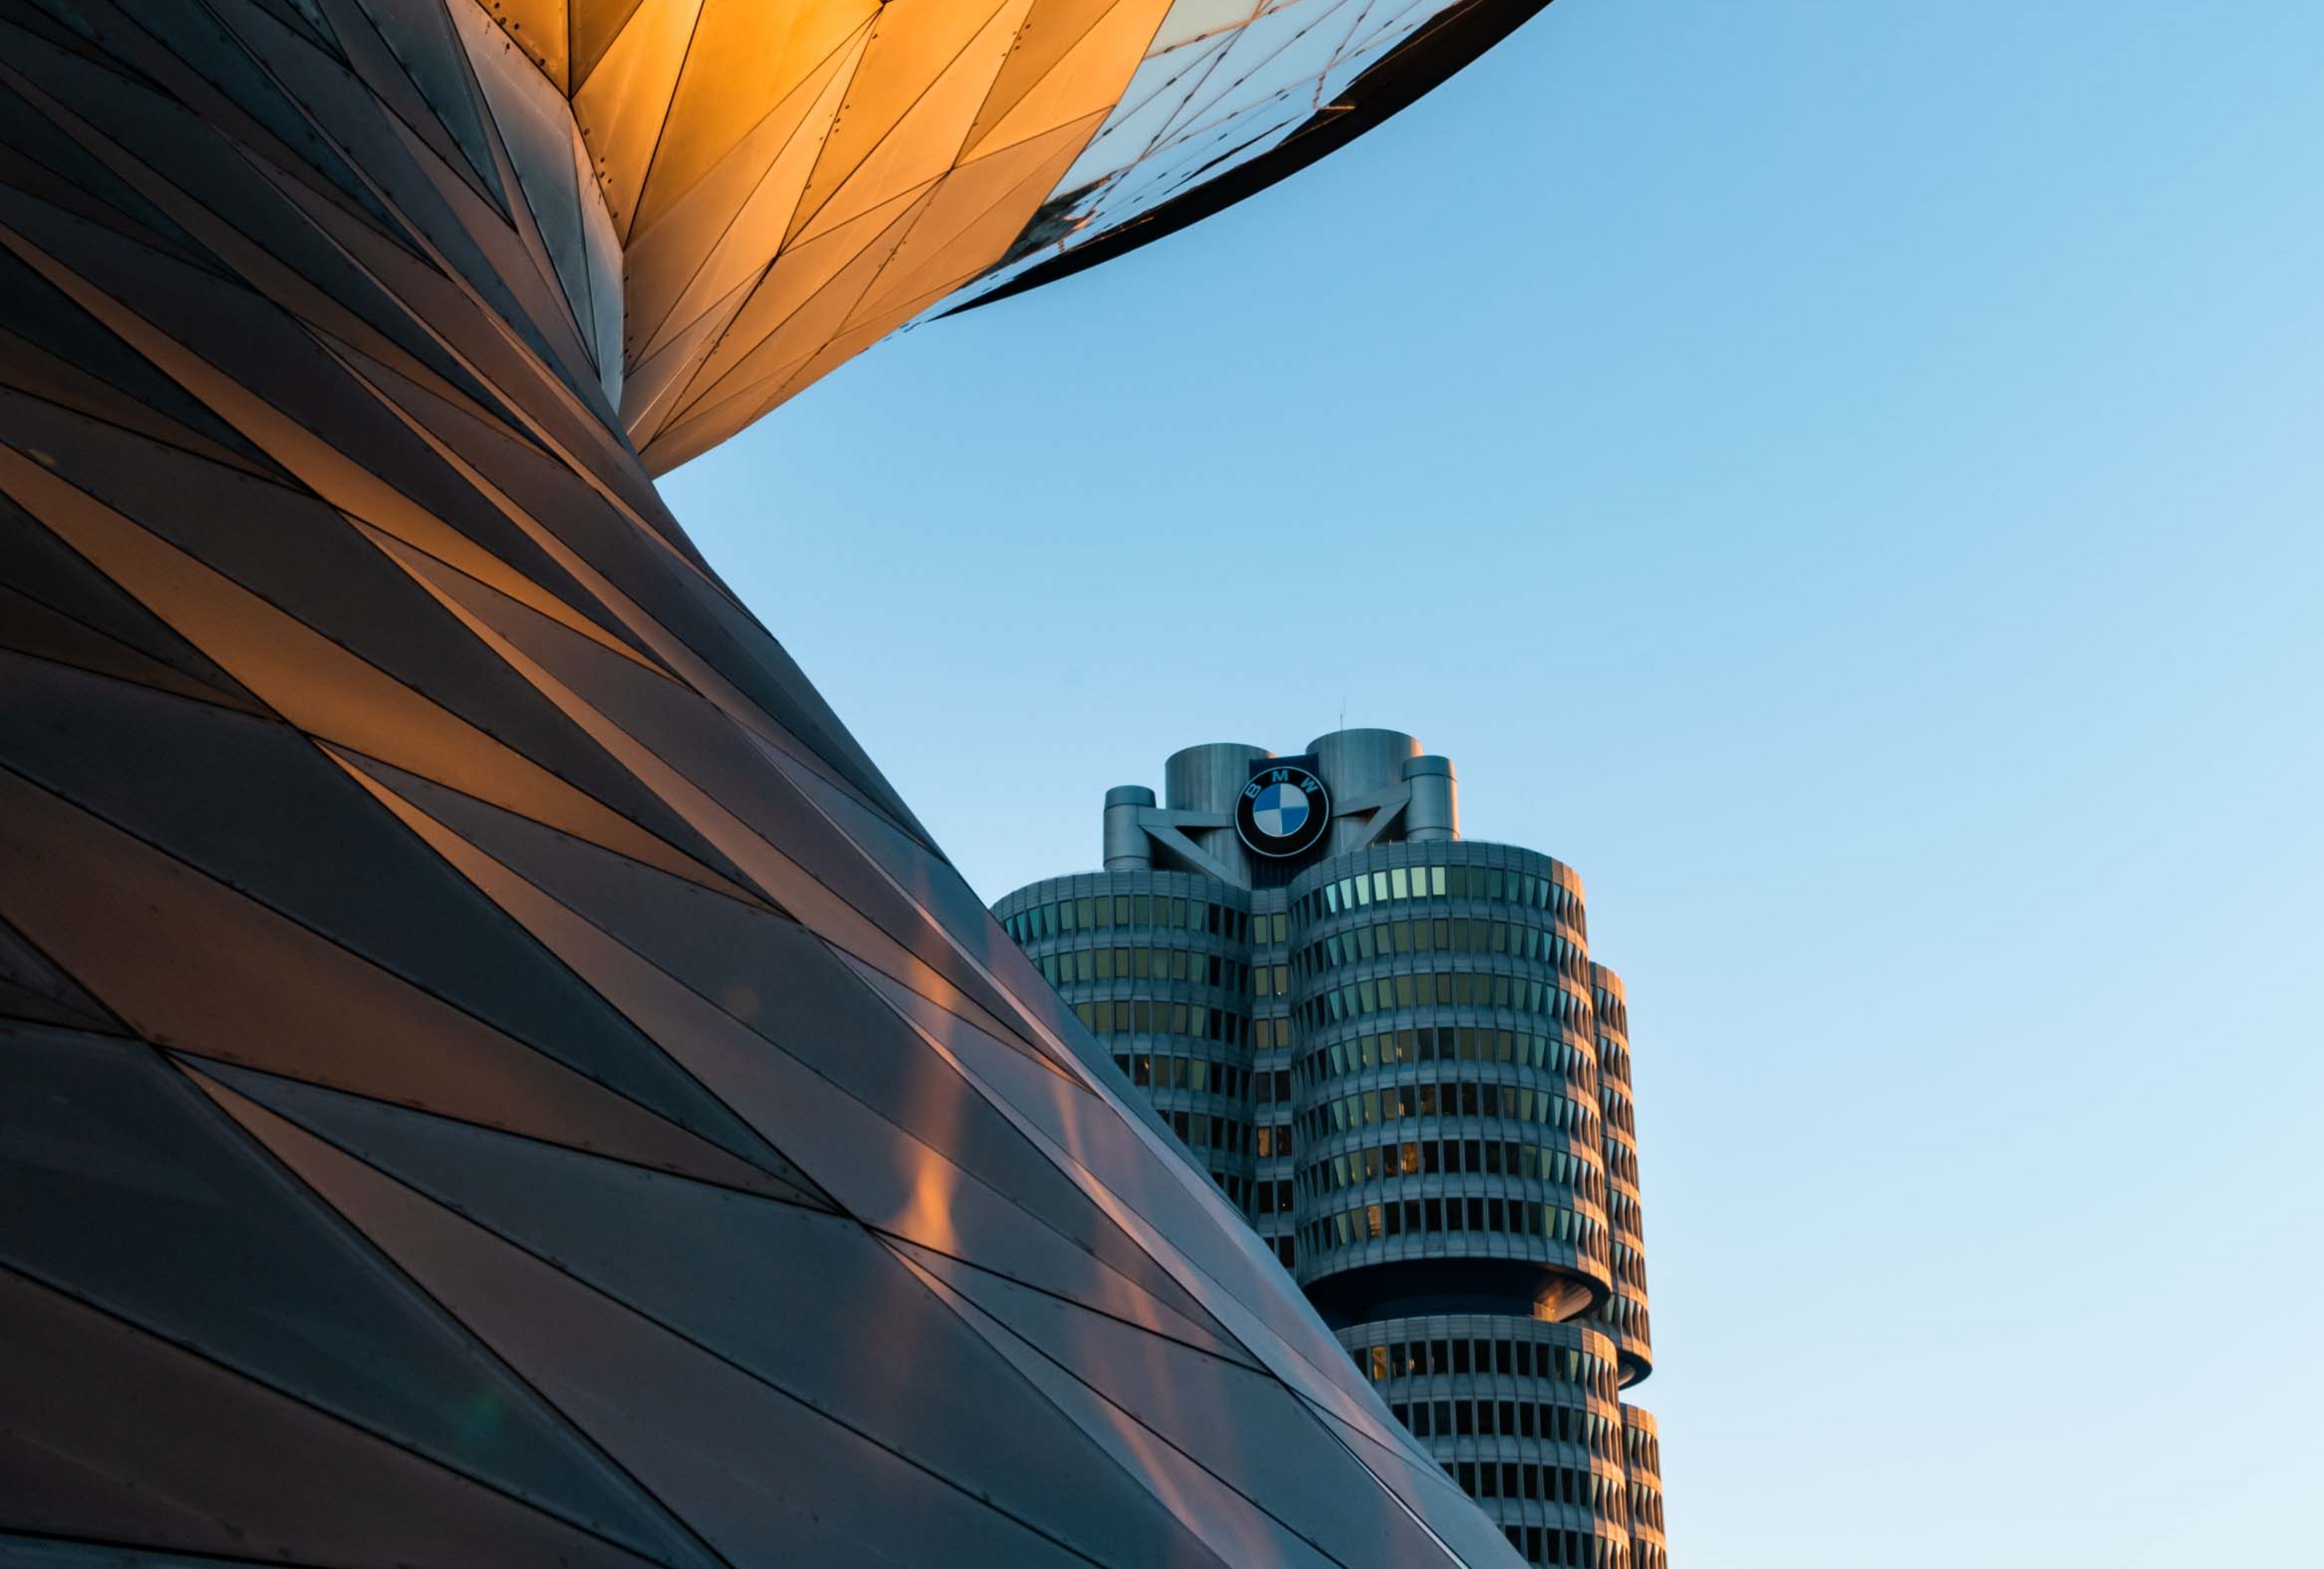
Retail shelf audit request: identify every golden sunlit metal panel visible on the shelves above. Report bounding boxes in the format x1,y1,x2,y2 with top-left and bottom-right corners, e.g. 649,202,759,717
451,0,1548,469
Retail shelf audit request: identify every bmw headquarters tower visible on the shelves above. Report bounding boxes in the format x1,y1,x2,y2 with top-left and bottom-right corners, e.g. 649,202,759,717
0,3,1639,1568
996,731,1667,1569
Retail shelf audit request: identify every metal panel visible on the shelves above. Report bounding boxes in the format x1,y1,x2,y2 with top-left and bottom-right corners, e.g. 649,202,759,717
0,1026,710,1564
0,1268,675,1568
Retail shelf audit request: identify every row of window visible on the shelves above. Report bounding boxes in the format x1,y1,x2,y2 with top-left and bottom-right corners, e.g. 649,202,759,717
1592,991,1630,1038
1210,1170,1267,1209
1006,864,1591,950
1106,1055,1310,1130
1296,861,1584,935
1601,1085,1636,1135
1297,915,1589,986
1004,891,1251,943
1304,1138,1605,1207
1110,1082,1624,1212
1352,1332,1622,1400
1610,1241,1648,1291
1498,1523,1628,1569
1301,1026,1594,1091
1625,1482,1665,1533
1622,1427,1662,1478
1631,1544,1666,1569
1150,1105,1248,1156
1301,968,1593,1033
1442,1456,1622,1515
1036,944,1249,992
1596,1037,1633,1086
1598,1292,1649,1327
1304,1197,1608,1262
1251,1016,1292,1050
1073,998,1252,1047
1301,1080,1601,1143
1113,1050,1253,1099
1450,1450,1617,1515
1593,1294,1651,1348
1029,928,1596,1034
1603,1139,1640,1187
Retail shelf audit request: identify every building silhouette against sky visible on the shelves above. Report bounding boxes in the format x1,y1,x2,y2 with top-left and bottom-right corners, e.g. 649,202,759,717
997,730,1666,1569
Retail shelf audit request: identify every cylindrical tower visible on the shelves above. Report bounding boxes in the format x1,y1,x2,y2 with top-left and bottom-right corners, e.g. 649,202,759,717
1405,753,1461,842
993,872,1257,1204
1102,784,1155,870
1307,729,1422,856
1285,843,1612,1326
1588,965,1653,1382
1164,742,1271,884
1621,1405,1666,1569
1342,1315,1633,1569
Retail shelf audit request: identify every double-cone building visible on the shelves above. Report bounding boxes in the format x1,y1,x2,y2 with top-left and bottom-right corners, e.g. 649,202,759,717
995,731,1665,1569
0,3,1596,1568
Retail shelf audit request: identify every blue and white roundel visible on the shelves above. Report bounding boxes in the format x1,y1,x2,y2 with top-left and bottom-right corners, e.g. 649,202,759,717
1236,763,1330,859
1248,782,1310,839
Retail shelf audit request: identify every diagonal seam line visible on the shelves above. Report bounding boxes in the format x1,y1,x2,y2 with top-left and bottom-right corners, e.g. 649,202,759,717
335,765,1238,1345
214,1104,1180,1569
0,757,789,1193
895,1246,1368,1569
876,1231,1261,1370
782,0,1015,246
0,437,751,898
0,1254,723,1569
609,0,710,246
349,770,1158,1265
624,20,875,355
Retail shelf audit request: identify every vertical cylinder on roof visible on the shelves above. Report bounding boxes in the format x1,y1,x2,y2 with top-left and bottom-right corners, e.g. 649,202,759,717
1103,786,1155,869
1403,755,1460,842
1166,742,1271,883
1308,729,1421,855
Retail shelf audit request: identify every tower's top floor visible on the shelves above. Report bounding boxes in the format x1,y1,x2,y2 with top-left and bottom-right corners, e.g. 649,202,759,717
1103,728,1465,889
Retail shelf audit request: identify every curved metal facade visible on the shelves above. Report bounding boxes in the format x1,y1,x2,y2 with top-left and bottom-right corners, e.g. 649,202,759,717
457,0,1562,470
995,732,1673,1569
0,4,1566,1566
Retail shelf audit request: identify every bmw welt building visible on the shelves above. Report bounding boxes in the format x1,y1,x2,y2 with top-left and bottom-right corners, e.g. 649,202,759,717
995,731,1666,1569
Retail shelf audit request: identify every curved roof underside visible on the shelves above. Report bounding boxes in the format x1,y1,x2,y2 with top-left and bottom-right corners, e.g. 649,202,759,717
465,0,1553,471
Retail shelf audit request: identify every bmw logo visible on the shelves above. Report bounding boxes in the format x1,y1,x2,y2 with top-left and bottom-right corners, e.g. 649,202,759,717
1237,763,1330,859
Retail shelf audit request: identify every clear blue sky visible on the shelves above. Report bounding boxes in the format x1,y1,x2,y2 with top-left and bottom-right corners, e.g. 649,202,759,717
662,3,2324,1563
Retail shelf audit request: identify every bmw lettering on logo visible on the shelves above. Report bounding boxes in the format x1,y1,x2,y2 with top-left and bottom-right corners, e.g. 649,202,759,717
1237,764,1331,859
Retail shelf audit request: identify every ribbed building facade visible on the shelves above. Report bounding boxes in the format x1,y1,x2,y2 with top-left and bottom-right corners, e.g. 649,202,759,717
994,730,1670,1569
